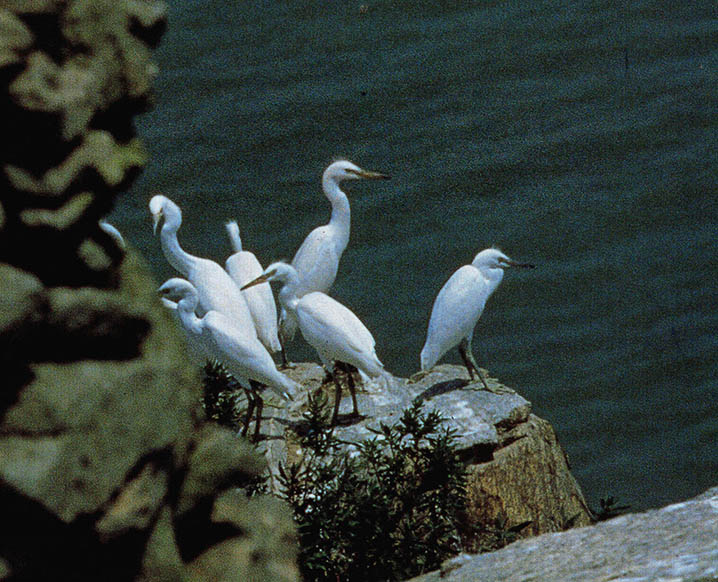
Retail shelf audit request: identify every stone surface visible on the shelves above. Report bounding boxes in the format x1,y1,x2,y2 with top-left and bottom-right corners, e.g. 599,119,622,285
465,414,592,538
410,486,718,582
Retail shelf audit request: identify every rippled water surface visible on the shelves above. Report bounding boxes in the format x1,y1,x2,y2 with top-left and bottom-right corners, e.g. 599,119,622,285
110,1,718,511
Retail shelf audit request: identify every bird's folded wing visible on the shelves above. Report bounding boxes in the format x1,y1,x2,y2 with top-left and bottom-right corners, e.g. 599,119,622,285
298,293,375,356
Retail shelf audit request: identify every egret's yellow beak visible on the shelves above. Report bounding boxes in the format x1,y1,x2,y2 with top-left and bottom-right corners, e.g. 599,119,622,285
356,168,391,180
152,210,162,234
241,273,271,291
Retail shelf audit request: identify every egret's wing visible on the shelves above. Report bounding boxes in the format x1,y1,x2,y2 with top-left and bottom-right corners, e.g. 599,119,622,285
190,259,256,333
297,293,376,359
226,251,264,286
206,314,295,397
423,266,488,365
203,314,268,371
291,226,341,295
227,251,280,352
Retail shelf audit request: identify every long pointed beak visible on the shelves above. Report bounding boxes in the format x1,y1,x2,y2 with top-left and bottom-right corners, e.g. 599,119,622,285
357,169,391,180
160,297,178,310
506,260,535,269
241,273,271,291
152,212,162,234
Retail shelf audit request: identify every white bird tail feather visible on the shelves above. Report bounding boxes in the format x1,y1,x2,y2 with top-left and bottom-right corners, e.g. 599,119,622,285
266,375,299,401
225,220,243,252
420,343,440,372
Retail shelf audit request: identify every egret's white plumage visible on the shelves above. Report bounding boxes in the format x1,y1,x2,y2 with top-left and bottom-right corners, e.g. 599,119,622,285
149,195,256,335
420,248,534,388
158,278,296,440
278,160,390,359
244,261,389,423
225,220,281,354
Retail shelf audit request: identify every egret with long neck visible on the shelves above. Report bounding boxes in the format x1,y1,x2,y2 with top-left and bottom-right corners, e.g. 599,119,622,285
278,160,390,365
149,195,256,335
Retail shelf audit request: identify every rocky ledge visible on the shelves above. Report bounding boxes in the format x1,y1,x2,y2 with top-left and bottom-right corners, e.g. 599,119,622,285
254,362,593,540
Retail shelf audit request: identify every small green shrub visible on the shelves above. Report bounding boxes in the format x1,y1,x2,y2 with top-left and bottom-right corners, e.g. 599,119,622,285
279,396,467,582
592,496,631,521
201,360,244,430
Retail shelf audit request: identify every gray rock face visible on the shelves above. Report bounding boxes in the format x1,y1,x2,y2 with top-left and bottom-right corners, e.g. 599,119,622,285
410,486,718,582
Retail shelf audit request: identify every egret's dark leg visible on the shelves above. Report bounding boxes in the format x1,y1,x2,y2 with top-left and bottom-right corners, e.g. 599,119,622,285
253,393,264,442
331,367,343,425
241,388,256,438
458,338,490,391
278,333,291,369
277,319,294,369
247,380,265,442
339,362,360,417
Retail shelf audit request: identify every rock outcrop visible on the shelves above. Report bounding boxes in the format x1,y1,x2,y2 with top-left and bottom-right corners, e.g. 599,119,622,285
0,2,298,580
409,486,718,582
257,363,593,541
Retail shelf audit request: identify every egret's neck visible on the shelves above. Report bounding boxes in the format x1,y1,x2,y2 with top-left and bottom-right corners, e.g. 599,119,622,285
481,267,505,298
160,214,196,276
176,295,203,335
277,270,302,315
323,177,351,251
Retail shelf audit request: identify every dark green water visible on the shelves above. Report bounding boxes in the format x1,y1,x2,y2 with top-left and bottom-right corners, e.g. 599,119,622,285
111,1,718,511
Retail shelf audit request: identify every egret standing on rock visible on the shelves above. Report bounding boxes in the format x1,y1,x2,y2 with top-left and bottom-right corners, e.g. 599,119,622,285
149,195,256,334
243,261,390,425
420,248,534,390
225,220,281,355
158,278,297,441
278,160,390,365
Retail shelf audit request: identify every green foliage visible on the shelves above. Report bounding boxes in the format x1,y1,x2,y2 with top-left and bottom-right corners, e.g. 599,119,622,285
201,360,244,430
279,396,467,582
201,360,268,495
592,496,631,521
462,514,532,554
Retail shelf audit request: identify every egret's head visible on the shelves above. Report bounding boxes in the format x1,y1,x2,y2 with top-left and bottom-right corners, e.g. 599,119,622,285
473,248,535,270
149,195,181,234
157,277,196,301
323,159,391,184
241,261,296,290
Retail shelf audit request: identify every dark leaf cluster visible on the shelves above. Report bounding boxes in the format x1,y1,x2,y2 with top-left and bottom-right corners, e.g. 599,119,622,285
593,496,631,521
201,360,245,430
279,396,467,582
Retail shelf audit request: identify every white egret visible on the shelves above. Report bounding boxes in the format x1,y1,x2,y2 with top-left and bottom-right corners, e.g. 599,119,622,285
149,195,256,335
278,160,390,365
224,220,281,354
158,278,297,441
420,248,534,390
243,261,390,425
